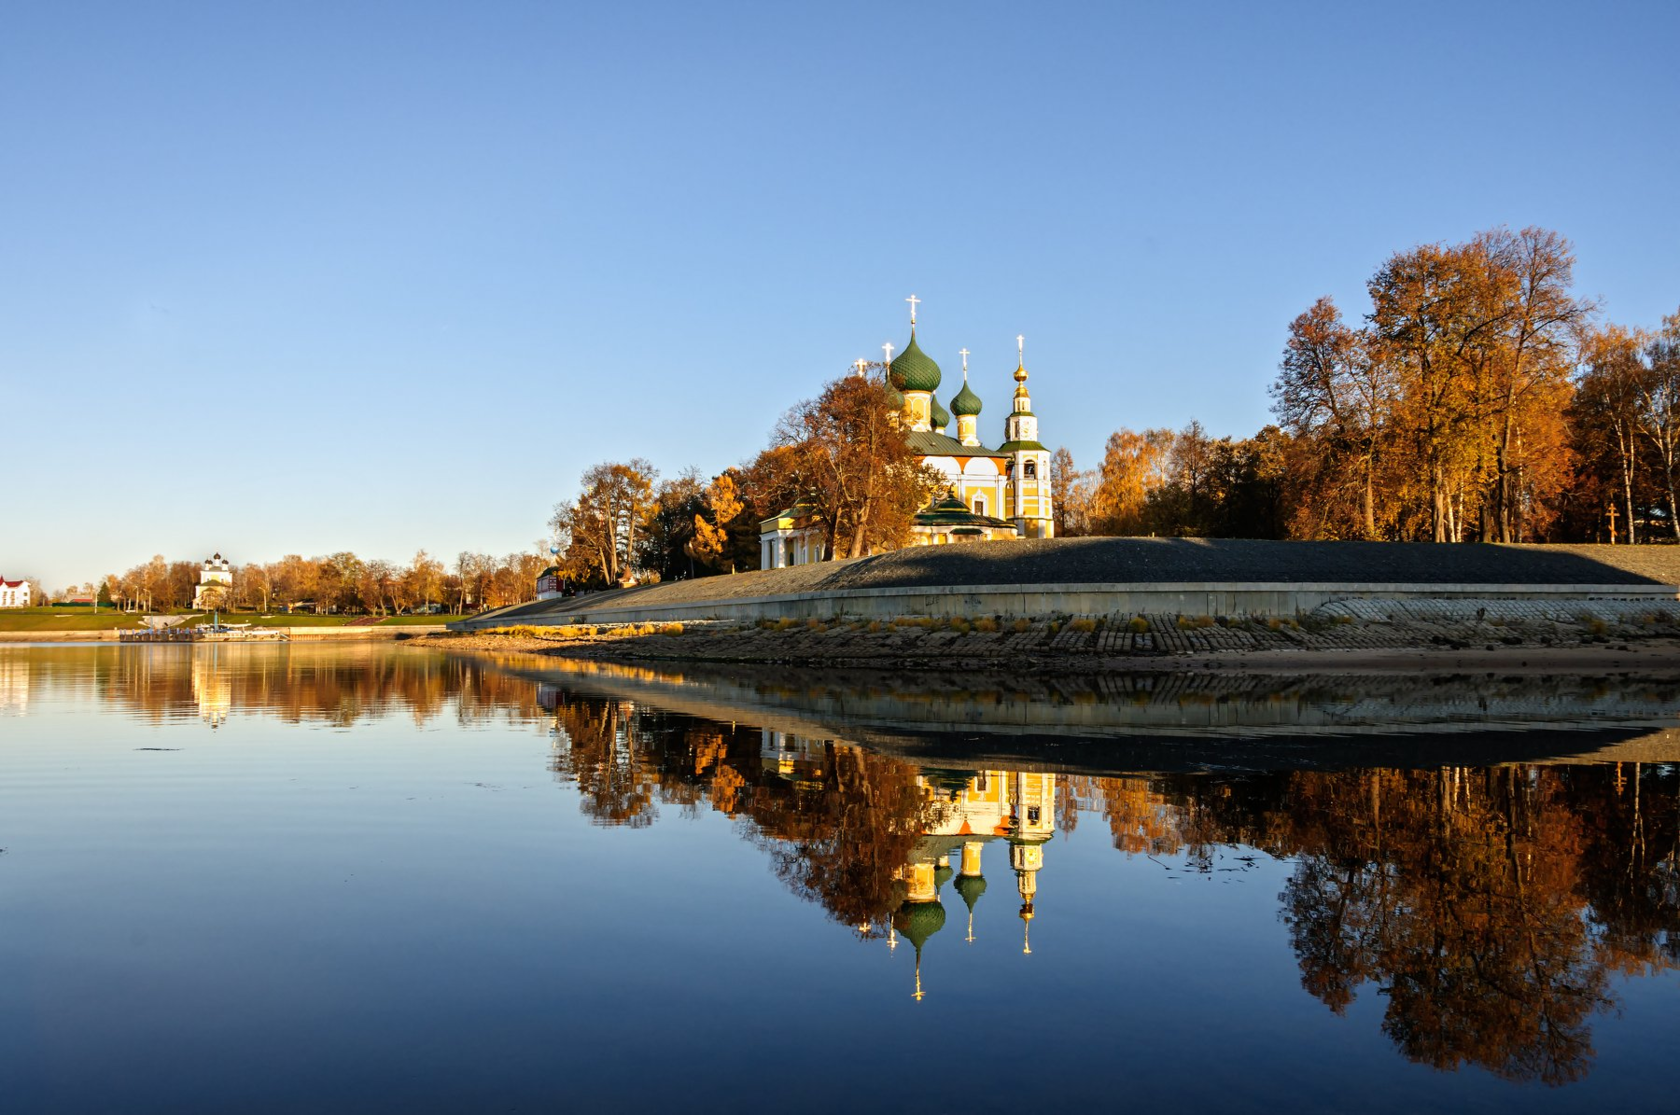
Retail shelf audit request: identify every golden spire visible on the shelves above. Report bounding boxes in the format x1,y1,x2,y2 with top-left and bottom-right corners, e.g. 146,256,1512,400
1021,903,1034,955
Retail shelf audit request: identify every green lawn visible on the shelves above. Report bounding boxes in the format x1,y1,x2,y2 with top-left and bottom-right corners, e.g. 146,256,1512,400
0,607,147,631
0,607,465,632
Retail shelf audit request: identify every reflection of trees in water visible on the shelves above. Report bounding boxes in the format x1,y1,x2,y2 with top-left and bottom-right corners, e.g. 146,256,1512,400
1266,769,1610,1085
541,692,1680,1084
545,696,938,932
17,646,543,727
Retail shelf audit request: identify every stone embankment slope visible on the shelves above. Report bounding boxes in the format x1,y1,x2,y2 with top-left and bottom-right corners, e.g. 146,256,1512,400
454,539,1680,631
418,597,1680,674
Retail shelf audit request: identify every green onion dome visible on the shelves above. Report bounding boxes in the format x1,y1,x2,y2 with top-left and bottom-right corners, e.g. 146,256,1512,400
885,380,905,410
930,397,950,429
934,863,955,891
893,900,947,951
955,873,988,912
950,379,982,417
889,332,943,393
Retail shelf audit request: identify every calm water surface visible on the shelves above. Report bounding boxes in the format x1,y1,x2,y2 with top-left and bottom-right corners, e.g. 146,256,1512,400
3,644,1678,1113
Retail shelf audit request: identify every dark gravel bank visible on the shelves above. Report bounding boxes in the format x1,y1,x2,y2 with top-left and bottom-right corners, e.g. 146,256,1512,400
490,540,1680,624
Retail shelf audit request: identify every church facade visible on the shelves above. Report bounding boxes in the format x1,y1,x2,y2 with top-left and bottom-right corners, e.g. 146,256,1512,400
193,553,232,610
759,300,1054,568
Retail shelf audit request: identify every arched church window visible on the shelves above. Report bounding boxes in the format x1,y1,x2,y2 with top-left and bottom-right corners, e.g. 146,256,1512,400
1024,460,1037,479
973,495,987,517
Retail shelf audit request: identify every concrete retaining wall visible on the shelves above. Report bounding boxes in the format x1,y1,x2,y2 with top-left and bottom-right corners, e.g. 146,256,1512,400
455,581,1680,629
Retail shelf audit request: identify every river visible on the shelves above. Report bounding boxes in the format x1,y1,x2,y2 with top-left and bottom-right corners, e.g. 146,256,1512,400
3,643,1677,1112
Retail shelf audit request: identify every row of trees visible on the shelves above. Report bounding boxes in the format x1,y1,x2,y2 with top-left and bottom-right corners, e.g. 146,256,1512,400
550,369,939,587
1047,226,1678,544
102,549,549,614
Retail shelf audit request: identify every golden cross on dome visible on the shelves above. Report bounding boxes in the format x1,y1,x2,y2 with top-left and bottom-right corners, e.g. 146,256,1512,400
959,348,970,379
906,294,920,327
854,358,867,377
883,342,894,364
1017,334,1025,362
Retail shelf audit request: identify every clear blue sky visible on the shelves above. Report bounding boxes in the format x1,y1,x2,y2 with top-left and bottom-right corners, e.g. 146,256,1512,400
3,1,1676,588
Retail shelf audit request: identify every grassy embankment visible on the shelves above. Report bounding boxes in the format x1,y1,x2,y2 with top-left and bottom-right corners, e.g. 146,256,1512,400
0,607,458,632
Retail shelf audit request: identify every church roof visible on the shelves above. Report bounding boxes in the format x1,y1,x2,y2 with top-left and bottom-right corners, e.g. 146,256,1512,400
889,331,942,393
950,379,982,417
914,494,1016,530
995,439,1048,453
905,430,1007,459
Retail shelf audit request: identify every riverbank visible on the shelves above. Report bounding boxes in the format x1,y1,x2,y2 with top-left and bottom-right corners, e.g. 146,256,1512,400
408,608,1680,674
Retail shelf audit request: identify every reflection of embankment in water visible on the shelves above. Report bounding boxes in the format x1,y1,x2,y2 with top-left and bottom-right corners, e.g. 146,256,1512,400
502,656,1680,773
535,681,1680,1087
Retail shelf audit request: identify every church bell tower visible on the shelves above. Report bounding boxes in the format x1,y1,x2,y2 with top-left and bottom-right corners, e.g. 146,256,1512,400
1003,336,1054,538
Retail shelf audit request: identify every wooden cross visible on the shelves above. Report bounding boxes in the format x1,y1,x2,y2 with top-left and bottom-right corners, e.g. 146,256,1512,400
906,294,920,326
1607,501,1618,545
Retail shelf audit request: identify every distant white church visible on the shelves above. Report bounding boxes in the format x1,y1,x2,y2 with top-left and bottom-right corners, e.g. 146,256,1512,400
193,553,233,609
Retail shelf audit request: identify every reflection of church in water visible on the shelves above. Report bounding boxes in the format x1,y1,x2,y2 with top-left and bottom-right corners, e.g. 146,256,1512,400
763,730,1054,1001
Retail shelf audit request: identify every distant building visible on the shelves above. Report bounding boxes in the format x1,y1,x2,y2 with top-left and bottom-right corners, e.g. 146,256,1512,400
536,566,564,600
0,577,31,608
193,553,233,610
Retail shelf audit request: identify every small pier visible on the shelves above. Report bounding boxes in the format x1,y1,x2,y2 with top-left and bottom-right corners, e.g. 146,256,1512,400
120,624,289,643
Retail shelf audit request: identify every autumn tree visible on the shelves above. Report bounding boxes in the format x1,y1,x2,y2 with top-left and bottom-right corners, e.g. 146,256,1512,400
1635,310,1680,540
551,459,659,586
1049,447,1095,536
1272,296,1389,537
642,469,707,581
1571,325,1651,542
1090,427,1175,534
773,371,941,559
690,473,745,572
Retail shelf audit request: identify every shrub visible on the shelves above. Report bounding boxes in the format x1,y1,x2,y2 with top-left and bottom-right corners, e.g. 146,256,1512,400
659,622,683,636
974,617,999,633
774,617,798,631
806,617,826,631
867,620,883,633
1070,617,1097,633
1047,621,1061,636
1127,616,1150,633
1011,618,1032,633
949,617,971,634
